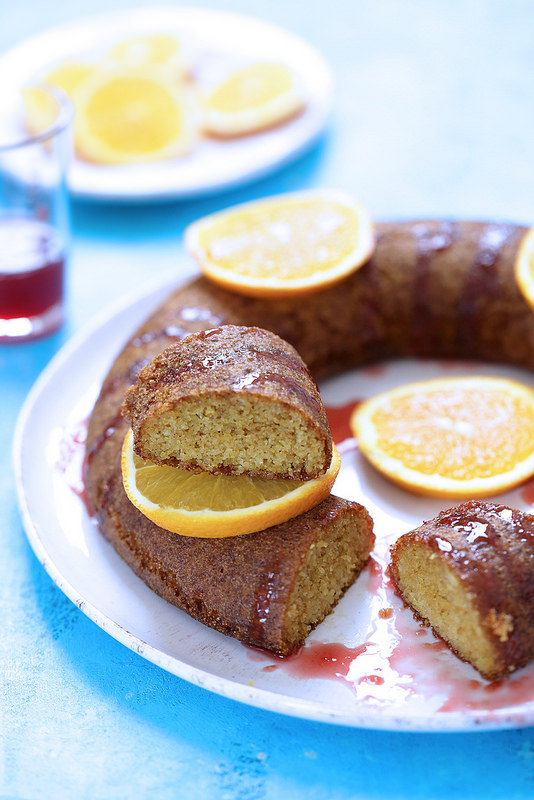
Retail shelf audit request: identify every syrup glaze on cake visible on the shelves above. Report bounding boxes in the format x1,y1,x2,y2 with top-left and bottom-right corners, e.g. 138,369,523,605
86,219,534,657
389,501,534,680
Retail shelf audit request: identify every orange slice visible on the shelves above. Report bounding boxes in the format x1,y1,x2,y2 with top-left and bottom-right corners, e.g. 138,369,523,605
350,376,534,498
121,428,341,538
515,227,534,310
44,60,94,99
184,190,375,297
73,66,198,164
203,61,305,136
109,33,190,77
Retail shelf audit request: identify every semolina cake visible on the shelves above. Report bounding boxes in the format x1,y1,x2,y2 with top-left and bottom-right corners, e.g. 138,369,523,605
121,324,332,480
389,501,534,680
86,218,534,656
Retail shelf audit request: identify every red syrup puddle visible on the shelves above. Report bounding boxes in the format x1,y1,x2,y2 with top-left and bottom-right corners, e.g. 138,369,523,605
438,672,534,714
280,642,368,682
388,616,534,714
247,641,370,688
365,555,384,593
520,477,534,506
247,546,534,716
324,400,361,451
53,416,93,515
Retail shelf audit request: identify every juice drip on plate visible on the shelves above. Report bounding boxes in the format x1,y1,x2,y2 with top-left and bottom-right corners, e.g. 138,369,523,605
264,642,369,684
53,417,92,515
247,544,534,715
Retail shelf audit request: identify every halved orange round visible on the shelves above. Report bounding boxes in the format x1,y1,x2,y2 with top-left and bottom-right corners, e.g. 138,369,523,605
121,428,341,537
203,61,304,137
184,190,375,297
515,227,534,310
73,66,198,164
351,375,534,498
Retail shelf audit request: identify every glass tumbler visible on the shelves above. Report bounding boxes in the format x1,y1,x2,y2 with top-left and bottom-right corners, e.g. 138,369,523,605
0,86,72,342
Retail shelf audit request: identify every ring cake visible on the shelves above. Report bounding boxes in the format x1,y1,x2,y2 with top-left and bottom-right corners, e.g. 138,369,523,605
86,218,534,663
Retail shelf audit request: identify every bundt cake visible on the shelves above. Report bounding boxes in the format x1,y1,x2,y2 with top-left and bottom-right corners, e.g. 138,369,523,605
121,324,332,480
86,218,534,658
389,501,534,680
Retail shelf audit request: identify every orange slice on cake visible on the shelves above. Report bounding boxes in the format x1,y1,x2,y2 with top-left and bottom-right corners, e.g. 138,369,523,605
121,428,341,538
203,61,304,137
351,375,534,498
185,190,375,297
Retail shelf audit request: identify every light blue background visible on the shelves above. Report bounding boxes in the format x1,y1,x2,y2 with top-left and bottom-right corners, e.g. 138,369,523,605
2,1,534,798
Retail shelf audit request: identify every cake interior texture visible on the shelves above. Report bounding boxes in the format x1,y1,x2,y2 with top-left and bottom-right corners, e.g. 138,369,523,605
137,393,330,479
121,324,332,479
280,503,374,651
391,541,504,679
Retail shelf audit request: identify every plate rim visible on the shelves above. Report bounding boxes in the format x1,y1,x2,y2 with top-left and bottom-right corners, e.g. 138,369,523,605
12,270,534,732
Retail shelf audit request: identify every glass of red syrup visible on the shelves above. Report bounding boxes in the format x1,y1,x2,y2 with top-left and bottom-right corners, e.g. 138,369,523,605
0,86,72,342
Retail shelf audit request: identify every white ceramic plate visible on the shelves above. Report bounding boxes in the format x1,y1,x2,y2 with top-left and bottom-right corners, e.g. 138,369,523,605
0,7,332,201
14,272,534,731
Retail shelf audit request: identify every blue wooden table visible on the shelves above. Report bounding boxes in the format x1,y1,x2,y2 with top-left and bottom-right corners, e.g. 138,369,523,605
2,1,534,797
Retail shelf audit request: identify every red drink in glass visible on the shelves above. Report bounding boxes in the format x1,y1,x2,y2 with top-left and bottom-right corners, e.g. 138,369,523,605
0,85,72,342
0,216,65,341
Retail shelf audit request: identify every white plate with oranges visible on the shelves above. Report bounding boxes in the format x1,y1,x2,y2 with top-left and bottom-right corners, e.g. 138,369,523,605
13,192,534,731
0,7,333,201
14,274,534,731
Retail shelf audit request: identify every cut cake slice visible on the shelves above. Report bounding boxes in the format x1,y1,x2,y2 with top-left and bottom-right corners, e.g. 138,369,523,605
121,324,333,480
389,500,534,680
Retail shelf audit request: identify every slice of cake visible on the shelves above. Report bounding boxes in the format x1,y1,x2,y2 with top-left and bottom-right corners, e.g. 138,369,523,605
124,494,374,655
121,324,333,480
389,500,534,680
270,497,374,653
97,483,374,654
